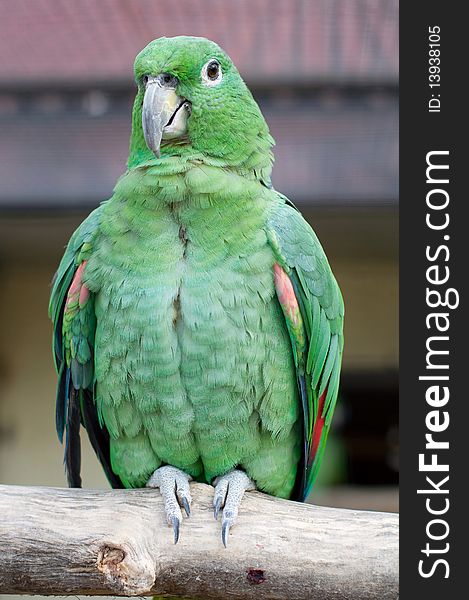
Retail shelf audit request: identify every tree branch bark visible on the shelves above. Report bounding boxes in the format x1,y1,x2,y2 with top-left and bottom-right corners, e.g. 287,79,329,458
0,482,398,599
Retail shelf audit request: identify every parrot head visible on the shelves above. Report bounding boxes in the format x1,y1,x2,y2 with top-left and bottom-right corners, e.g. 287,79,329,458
128,36,274,175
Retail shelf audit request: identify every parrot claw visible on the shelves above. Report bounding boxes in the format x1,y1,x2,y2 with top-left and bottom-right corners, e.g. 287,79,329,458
172,515,180,544
213,495,223,520
146,465,192,544
181,495,191,517
212,469,255,547
221,519,230,548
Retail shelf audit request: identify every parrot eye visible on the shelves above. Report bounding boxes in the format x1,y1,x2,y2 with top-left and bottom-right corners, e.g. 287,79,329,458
206,61,220,80
201,59,222,86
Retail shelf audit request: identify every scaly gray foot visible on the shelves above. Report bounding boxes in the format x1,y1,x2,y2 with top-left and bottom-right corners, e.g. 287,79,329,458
213,469,255,547
146,465,192,544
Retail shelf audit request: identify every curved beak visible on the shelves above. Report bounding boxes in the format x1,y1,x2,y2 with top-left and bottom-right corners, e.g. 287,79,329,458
142,75,188,158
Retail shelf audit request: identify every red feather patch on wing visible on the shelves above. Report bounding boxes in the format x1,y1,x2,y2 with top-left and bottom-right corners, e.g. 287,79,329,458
65,261,89,310
308,388,327,466
273,263,301,326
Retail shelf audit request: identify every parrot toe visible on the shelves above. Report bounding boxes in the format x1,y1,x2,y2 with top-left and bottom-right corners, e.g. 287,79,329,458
213,469,255,547
146,465,192,544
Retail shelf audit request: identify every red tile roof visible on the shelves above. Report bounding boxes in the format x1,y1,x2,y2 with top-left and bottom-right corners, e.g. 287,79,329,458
0,0,398,85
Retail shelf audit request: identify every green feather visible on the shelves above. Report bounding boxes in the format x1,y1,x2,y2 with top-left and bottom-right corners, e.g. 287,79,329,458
268,201,344,499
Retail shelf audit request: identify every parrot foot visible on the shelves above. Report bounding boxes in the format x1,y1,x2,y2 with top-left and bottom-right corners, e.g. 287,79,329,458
212,469,255,547
146,465,192,544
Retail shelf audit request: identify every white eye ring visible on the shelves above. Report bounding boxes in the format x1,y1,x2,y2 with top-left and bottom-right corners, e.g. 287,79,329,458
201,59,223,87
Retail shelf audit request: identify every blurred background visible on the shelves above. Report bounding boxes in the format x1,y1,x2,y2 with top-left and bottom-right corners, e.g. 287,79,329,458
0,0,398,514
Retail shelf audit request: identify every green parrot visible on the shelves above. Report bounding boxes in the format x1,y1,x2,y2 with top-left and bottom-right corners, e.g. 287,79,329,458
50,36,344,546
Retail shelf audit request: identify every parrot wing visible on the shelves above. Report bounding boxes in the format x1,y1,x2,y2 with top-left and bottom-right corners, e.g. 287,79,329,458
267,198,344,501
49,205,123,489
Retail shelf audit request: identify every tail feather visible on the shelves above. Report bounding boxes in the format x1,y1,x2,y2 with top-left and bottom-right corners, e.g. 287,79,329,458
65,387,82,488
80,389,124,489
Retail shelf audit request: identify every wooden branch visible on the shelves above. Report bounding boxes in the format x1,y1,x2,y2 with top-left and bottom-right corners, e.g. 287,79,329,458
0,483,398,599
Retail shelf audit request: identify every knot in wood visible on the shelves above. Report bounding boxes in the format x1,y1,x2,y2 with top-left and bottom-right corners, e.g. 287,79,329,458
96,543,155,594
98,545,125,567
